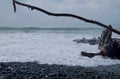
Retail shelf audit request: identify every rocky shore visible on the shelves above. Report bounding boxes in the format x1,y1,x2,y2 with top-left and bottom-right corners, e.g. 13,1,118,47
0,62,120,79
73,37,120,45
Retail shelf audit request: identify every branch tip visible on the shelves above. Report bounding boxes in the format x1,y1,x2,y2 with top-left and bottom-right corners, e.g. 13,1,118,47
12,0,16,13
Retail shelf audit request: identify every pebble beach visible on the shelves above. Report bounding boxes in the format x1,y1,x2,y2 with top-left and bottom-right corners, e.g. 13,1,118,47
0,62,120,79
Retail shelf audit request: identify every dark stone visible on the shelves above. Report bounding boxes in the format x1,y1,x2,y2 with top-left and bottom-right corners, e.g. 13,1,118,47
0,74,11,79
73,37,99,45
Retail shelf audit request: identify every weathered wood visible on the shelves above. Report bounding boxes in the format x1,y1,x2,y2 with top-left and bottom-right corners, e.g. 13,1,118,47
81,51,101,58
12,0,120,35
98,25,112,51
98,26,120,58
81,26,120,59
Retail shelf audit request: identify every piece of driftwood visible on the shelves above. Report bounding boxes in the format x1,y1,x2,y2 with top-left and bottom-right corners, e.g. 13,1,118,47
81,26,120,59
12,0,120,35
81,52,101,58
81,45,120,59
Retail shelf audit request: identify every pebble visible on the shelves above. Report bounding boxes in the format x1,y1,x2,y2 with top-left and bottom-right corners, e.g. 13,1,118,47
0,62,120,79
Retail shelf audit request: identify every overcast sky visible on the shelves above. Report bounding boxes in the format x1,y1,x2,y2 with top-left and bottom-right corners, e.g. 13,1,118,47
0,0,120,28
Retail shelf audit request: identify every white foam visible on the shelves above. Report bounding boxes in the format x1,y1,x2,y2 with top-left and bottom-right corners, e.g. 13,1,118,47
0,32,120,67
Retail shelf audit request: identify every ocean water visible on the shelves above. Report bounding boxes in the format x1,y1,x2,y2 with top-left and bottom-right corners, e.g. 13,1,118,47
0,27,120,67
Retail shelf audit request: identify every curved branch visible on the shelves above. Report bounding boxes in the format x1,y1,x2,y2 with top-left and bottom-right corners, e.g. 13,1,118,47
13,0,120,35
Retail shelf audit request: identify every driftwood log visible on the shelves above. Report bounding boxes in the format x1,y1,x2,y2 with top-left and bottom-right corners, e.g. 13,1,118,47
81,25,120,59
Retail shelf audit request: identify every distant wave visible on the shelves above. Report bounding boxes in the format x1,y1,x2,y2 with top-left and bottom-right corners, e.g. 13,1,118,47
0,27,119,38
0,27,104,30
0,27,120,33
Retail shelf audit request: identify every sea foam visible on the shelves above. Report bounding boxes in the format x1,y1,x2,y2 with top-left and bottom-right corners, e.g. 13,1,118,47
0,27,120,67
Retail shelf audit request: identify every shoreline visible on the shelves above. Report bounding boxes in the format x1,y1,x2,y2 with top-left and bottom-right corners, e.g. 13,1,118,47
0,62,120,79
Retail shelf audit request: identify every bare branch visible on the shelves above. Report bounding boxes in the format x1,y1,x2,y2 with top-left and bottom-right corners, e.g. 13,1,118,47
12,0,16,12
13,0,120,35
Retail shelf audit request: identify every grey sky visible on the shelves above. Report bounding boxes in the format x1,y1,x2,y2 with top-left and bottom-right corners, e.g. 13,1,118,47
0,0,120,28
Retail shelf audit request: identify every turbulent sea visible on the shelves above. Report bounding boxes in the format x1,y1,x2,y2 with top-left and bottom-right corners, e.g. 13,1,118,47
0,27,120,67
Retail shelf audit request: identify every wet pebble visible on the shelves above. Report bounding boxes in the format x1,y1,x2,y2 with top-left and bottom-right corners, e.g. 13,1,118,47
0,62,120,79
